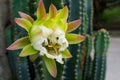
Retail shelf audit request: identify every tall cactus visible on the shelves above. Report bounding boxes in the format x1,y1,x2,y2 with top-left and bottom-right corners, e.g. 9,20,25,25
62,0,84,79
6,0,31,79
92,29,109,80
62,0,93,80
5,0,110,80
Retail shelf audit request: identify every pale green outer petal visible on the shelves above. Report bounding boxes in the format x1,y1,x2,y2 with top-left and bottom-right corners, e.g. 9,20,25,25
37,0,47,19
15,18,32,32
19,44,38,57
61,49,72,58
67,19,81,33
48,4,57,18
29,53,39,62
55,6,68,32
66,33,85,44
18,11,34,23
56,20,67,32
43,56,57,78
7,36,30,50
56,6,68,20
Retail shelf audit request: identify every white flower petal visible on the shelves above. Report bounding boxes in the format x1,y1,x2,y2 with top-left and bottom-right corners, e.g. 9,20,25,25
40,26,52,37
59,41,68,51
45,53,55,59
40,46,48,55
55,54,64,64
33,38,45,50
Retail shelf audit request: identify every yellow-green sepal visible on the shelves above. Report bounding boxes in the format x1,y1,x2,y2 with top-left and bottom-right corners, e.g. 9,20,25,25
29,53,39,62
56,20,67,32
19,44,38,57
43,56,57,78
66,33,85,44
55,6,68,32
37,0,47,20
61,49,72,58
67,19,81,33
7,36,30,50
48,4,57,19
56,6,68,20
18,12,34,23
14,18,32,32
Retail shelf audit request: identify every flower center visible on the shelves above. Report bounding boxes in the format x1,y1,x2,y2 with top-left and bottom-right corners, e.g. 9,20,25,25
42,38,61,56
32,26,68,64
42,29,68,55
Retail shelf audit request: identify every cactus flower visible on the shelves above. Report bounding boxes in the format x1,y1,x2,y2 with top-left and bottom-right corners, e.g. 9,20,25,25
7,0,85,77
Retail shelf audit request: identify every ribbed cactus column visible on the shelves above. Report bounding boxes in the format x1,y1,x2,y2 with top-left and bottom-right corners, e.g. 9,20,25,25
82,35,92,80
85,0,93,35
92,29,110,80
6,0,31,80
62,0,90,80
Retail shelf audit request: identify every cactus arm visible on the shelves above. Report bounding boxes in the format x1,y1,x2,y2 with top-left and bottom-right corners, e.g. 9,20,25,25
92,29,110,80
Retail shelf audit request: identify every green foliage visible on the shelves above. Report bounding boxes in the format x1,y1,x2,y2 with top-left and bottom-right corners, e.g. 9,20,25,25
103,7,120,19
5,0,110,80
102,7,120,25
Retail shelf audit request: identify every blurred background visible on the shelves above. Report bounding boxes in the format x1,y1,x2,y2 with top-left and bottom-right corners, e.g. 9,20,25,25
0,0,120,80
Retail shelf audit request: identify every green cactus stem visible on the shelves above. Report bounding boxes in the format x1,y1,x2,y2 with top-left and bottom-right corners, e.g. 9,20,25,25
92,29,110,80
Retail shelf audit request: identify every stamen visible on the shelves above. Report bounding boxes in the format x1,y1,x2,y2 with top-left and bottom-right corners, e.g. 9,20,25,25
53,47,59,55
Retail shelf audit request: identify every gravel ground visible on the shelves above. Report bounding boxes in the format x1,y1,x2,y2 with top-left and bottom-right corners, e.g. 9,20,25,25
106,36,120,80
